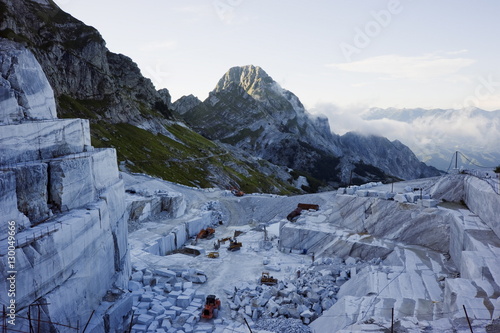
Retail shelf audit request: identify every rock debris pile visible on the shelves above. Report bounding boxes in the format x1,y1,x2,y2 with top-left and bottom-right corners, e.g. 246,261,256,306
223,257,371,328
129,266,211,333
128,255,373,333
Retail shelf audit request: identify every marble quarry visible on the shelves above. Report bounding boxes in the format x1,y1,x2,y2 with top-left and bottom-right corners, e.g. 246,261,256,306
0,39,130,332
284,179,500,332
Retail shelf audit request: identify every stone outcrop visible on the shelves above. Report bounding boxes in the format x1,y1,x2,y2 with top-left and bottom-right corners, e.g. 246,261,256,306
171,94,202,115
0,39,56,123
0,39,130,332
0,0,172,133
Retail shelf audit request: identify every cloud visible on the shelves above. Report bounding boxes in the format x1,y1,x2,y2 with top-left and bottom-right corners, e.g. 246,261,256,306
445,49,469,55
326,53,475,80
310,103,500,160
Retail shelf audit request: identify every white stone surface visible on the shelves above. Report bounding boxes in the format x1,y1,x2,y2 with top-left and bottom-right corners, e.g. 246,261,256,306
464,176,500,239
0,40,130,332
123,175,500,332
91,148,120,191
2,163,50,225
0,119,91,165
0,171,31,238
49,155,96,211
0,39,56,123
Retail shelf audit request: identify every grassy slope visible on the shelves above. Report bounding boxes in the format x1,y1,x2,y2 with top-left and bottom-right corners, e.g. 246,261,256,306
58,95,298,194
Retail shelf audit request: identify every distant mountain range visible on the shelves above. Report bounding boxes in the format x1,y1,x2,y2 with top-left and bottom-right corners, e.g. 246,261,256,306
173,65,440,188
361,107,500,170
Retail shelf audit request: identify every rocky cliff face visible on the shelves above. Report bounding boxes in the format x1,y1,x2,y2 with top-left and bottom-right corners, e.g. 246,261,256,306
0,0,171,132
0,39,131,332
339,132,440,181
171,94,202,115
176,65,440,188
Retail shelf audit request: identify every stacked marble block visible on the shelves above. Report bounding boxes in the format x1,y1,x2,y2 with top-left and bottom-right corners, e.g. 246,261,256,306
338,182,438,207
0,39,130,332
128,267,211,333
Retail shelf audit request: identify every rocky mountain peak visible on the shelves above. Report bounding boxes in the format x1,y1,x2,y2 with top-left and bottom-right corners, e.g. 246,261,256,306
214,65,272,96
171,94,201,115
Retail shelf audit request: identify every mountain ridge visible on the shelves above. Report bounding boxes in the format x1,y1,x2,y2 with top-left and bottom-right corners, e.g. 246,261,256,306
175,65,440,187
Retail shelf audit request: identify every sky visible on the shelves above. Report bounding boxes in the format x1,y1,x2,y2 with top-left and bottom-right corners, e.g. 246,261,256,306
53,0,500,114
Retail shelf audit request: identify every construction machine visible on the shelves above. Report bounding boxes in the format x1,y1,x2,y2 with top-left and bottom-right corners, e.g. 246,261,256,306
207,252,219,259
227,238,242,252
287,203,320,221
201,294,221,319
196,228,215,240
230,188,245,197
260,272,278,286
219,237,231,244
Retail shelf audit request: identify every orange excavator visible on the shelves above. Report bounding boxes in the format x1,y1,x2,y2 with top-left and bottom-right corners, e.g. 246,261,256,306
287,203,320,221
201,294,221,319
196,228,215,240
230,188,245,197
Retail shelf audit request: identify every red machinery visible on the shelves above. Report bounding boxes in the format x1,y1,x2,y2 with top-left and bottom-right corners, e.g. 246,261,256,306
201,294,221,319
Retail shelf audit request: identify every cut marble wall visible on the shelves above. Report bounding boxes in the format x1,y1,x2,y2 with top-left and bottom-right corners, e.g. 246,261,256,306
0,40,131,332
0,119,91,165
0,171,31,237
464,176,500,240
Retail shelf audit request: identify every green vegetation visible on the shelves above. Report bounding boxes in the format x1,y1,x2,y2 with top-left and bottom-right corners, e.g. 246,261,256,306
495,165,500,173
57,94,296,193
0,29,33,47
350,161,400,186
90,122,296,193
58,94,110,119
220,127,264,146
91,122,215,187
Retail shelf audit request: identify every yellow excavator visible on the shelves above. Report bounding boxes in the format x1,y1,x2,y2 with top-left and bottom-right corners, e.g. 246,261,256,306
260,272,277,285
227,238,242,251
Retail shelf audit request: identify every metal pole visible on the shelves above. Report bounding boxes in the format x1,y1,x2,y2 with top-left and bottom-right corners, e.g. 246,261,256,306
391,307,394,333
455,151,458,169
463,305,473,333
